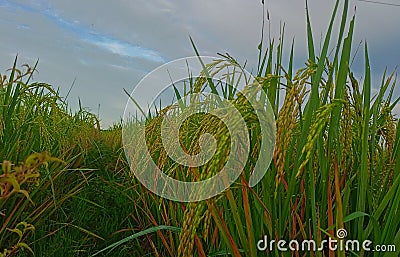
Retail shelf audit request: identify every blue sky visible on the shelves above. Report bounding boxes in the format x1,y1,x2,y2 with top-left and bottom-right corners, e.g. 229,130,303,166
1,0,399,127
1,0,165,62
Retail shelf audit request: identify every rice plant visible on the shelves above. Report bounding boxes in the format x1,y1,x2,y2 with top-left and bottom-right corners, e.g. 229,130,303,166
108,1,400,256
0,59,110,256
1,0,399,256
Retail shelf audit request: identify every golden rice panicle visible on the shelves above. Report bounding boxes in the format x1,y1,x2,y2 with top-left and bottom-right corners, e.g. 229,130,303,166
273,68,308,193
178,203,205,257
202,209,212,242
339,88,354,171
297,101,341,178
385,109,396,157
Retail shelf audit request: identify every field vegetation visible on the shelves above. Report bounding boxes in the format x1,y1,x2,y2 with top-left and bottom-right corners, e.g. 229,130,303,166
1,0,399,256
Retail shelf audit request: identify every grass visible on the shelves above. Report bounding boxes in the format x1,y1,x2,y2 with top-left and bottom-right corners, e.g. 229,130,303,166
0,59,139,256
1,0,400,256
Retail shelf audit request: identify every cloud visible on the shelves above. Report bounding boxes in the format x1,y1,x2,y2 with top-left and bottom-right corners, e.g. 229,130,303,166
17,24,30,30
1,0,165,63
393,103,400,117
1,0,400,127
90,37,164,63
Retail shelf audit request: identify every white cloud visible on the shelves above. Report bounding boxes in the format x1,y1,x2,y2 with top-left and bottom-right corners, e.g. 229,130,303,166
91,39,164,63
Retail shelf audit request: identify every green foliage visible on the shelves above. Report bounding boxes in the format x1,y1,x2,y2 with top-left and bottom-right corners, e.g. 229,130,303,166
0,153,62,256
0,58,132,256
114,1,400,257
1,0,399,256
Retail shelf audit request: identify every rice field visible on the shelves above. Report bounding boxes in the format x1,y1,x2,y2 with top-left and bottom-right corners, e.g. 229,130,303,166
1,1,399,256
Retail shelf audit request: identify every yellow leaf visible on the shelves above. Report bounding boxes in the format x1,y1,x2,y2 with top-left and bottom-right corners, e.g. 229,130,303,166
25,153,43,169
1,160,12,174
16,190,34,205
7,227,23,239
4,174,20,191
16,242,34,255
25,152,65,169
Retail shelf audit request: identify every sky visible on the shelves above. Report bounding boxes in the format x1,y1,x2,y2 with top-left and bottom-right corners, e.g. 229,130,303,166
1,0,400,128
